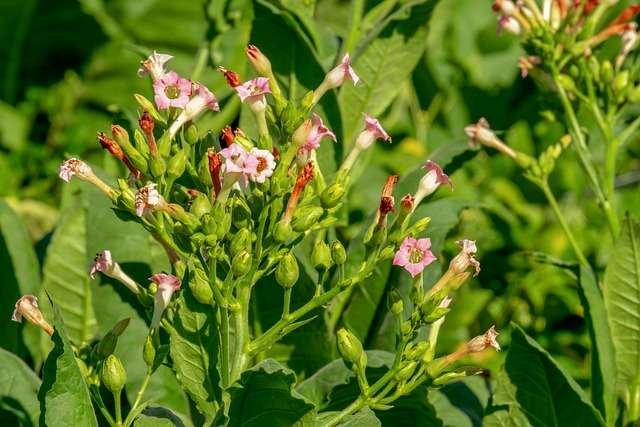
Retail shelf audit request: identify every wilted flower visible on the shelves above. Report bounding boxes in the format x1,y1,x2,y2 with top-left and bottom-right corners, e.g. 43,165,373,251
617,23,639,68
90,250,141,295
400,194,415,214
249,148,276,183
450,239,481,276
219,66,242,88
282,162,315,223
59,158,115,198
97,132,140,177
393,237,437,278
153,71,191,110
12,295,54,336
466,325,500,352
150,273,181,328
464,118,516,158
135,183,165,217
413,160,452,207
304,113,336,152
235,77,271,109
168,82,219,139
518,56,541,78
138,51,173,82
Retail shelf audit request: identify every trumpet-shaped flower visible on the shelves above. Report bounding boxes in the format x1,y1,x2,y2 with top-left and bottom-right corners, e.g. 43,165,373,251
90,250,141,294
153,71,192,110
249,148,276,183
304,113,336,151
138,51,173,82
12,295,54,335
135,183,164,217
393,237,437,278
150,273,181,328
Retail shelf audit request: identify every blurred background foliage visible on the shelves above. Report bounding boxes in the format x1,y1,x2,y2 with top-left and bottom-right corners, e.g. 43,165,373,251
1,0,639,394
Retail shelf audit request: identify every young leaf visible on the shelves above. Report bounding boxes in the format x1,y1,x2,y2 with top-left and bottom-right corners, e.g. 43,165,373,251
227,359,315,426
39,306,98,427
169,289,220,422
604,214,640,397
0,200,41,355
0,347,41,425
494,324,604,427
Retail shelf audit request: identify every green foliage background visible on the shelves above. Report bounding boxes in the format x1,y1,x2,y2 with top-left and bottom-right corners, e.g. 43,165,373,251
1,0,639,425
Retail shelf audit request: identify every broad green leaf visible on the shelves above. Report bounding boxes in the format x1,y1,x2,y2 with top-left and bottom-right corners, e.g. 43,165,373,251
39,306,98,427
339,1,436,144
0,200,40,354
575,265,616,426
428,377,490,427
494,324,603,427
336,407,381,426
169,289,220,422
483,407,530,427
604,214,640,396
0,347,41,426
227,359,315,426
133,407,186,427
41,184,97,345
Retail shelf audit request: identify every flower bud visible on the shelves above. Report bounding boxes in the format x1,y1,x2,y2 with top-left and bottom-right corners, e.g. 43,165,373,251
394,361,417,383
230,228,252,258
150,156,166,178
320,183,346,208
337,328,364,365
184,121,199,144
422,306,450,323
292,205,324,232
101,354,126,393
390,290,404,315
274,220,293,243
134,94,165,125
111,125,148,172
97,318,130,358
189,268,213,304
311,240,332,271
190,194,212,218
613,70,630,93
330,241,347,265
143,335,156,369
232,250,252,278
378,245,396,261
246,44,273,76
167,149,187,179
276,252,299,288
133,129,150,157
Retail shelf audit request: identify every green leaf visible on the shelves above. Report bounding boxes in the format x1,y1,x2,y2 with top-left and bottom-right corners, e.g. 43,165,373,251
39,306,98,427
494,324,604,427
133,407,186,427
41,184,97,346
169,289,220,422
604,214,640,397
0,200,40,354
0,347,41,426
336,407,381,426
428,377,490,427
575,265,616,426
227,359,315,427
339,1,436,144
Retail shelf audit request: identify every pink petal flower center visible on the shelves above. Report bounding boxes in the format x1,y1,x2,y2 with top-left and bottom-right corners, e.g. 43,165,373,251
165,85,181,99
256,156,267,173
409,248,424,264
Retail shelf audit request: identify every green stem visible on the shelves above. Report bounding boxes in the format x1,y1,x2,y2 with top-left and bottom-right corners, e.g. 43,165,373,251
540,181,589,266
341,0,366,56
231,284,252,381
114,390,123,426
282,287,292,318
220,307,231,388
124,369,152,427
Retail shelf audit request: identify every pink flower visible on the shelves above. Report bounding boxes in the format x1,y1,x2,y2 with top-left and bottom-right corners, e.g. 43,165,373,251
168,83,219,138
135,183,164,217
12,295,53,335
90,250,115,279
138,51,173,82
220,143,259,187
150,273,181,328
235,77,271,102
393,237,437,278
304,113,336,151
450,239,481,276
249,148,276,183
326,54,360,87
153,71,192,110
414,160,453,206
59,158,92,182
498,15,521,35
364,114,390,141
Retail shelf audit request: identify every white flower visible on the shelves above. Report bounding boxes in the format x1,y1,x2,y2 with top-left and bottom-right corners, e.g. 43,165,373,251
59,158,92,182
249,148,276,183
135,183,164,217
138,51,173,82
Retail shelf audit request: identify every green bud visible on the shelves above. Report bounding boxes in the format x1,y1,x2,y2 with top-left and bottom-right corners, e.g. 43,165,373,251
320,183,346,208
629,85,640,103
568,65,580,79
391,299,404,316
301,90,314,111
189,268,213,304
198,155,213,186
276,252,299,288
157,132,172,157
601,60,613,83
330,241,347,265
111,125,148,173
422,306,450,324
185,121,199,144
190,194,212,219
97,318,130,358
133,129,150,157
116,179,135,210
101,354,126,393
378,245,396,261
232,198,252,229
433,369,482,386
401,320,412,336
274,220,293,243
292,205,324,232
143,335,155,369
613,70,630,93
337,328,364,365
588,57,600,82
232,250,252,278
406,341,429,360
202,213,216,235
167,149,187,179
150,156,166,178
405,217,431,236
311,240,332,271
556,74,576,94
134,94,166,124
394,361,417,383
230,228,252,258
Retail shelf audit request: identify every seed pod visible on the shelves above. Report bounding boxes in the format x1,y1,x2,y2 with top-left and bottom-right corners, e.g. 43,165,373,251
167,149,187,179
232,198,252,229
378,245,395,261
190,194,212,218
134,94,165,124
274,220,293,243
391,299,404,316
601,60,613,83
320,183,345,208
613,70,630,93
143,335,155,369
330,241,347,265
292,205,324,232
133,129,150,157
101,354,127,393
394,361,417,383
157,133,172,157
184,121,199,144
422,306,450,324
230,228,252,258
337,328,364,365
150,156,166,178
311,240,332,271
189,268,213,304
232,250,252,278
276,252,299,288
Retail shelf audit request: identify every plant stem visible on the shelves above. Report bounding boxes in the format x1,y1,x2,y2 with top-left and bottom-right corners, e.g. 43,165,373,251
220,307,231,388
540,181,589,266
123,369,152,426
282,287,292,318
342,0,366,56
114,391,123,426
